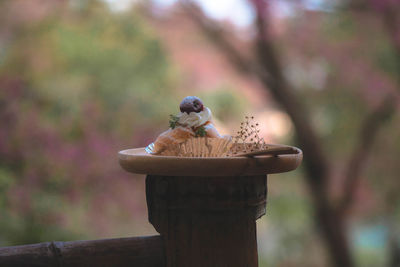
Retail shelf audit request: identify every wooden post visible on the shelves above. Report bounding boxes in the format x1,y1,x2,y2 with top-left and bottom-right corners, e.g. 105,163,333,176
146,175,267,267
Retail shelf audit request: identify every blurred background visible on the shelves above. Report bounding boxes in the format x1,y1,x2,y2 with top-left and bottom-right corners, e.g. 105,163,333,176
0,0,399,266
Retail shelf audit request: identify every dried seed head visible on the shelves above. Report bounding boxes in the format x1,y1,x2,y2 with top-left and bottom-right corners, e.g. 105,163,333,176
230,116,267,155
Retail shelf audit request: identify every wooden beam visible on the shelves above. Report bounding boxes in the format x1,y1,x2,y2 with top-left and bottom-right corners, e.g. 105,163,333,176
0,235,164,267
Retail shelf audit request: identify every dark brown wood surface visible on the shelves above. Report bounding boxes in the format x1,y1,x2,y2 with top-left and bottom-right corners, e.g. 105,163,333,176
0,235,164,267
119,146,302,176
146,175,267,267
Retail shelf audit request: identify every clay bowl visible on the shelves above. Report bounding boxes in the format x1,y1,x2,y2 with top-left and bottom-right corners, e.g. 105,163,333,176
118,144,302,177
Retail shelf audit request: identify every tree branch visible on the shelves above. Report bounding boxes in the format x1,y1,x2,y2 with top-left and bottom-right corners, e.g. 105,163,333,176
179,2,260,76
181,1,356,266
181,1,399,267
181,0,330,190
250,0,330,189
250,2,357,266
337,0,399,215
337,96,396,216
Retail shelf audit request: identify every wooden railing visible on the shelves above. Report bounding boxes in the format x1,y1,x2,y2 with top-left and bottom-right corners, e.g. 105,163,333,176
0,235,164,267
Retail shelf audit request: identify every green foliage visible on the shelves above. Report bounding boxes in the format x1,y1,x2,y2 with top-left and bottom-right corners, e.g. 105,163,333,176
0,169,14,193
169,114,180,129
0,0,179,245
3,2,177,132
199,88,246,122
195,126,206,137
373,40,400,80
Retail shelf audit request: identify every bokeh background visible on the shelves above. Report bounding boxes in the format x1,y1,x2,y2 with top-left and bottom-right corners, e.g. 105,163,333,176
0,0,399,266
